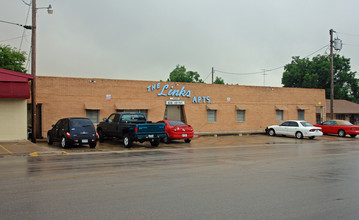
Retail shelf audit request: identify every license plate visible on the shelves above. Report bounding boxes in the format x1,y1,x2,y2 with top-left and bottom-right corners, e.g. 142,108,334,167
182,134,187,137
82,139,88,143
148,134,154,138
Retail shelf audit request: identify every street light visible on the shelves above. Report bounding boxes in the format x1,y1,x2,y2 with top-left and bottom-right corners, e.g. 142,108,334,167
31,0,53,143
0,2,52,142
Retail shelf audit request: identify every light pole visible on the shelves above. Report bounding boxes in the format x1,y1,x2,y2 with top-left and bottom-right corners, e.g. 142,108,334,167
330,29,334,120
1,2,52,142
30,1,53,143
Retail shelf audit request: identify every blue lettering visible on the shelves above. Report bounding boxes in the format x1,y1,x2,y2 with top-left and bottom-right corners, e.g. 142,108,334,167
152,84,156,91
197,96,202,103
185,90,191,98
157,83,160,89
192,96,197,103
206,96,210,103
158,84,169,96
147,86,151,92
178,87,186,97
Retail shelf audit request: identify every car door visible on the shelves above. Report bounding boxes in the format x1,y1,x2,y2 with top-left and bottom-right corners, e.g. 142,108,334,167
286,121,299,136
58,119,69,138
331,121,339,134
320,121,331,134
54,119,65,140
276,121,289,135
102,114,116,135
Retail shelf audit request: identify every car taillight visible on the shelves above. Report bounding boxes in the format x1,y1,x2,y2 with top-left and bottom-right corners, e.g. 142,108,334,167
66,132,71,137
135,127,138,133
310,129,320,132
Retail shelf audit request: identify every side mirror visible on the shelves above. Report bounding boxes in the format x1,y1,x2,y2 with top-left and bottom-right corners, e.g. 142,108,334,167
103,118,107,122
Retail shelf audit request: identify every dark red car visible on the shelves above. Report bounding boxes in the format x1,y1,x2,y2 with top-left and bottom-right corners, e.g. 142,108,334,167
314,120,359,137
157,120,194,143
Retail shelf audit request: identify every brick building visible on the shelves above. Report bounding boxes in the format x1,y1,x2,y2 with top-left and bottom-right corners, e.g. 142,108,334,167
325,99,359,124
33,76,326,138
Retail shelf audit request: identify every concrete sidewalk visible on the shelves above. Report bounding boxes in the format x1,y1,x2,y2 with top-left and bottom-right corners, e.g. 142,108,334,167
0,140,54,156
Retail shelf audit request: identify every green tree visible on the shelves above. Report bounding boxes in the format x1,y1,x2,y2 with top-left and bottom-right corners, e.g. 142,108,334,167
0,45,27,73
282,54,359,103
167,65,204,83
213,76,225,84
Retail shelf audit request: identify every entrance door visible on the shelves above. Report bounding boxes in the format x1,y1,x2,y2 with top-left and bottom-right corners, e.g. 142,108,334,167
164,105,185,122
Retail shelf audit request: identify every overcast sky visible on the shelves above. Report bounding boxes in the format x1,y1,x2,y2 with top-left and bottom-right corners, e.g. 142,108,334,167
1,0,359,86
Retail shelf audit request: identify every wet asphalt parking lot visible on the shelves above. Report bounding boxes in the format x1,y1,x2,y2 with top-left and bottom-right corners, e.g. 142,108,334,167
1,134,359,219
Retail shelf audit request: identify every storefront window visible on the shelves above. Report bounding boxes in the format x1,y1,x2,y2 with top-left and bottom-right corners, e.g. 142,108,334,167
298,110,305,120
207,110,216,122
276,110,283,121
86,110,99,124
237,110,245,122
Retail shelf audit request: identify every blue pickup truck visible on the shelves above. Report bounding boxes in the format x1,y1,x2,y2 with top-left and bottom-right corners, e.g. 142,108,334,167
97,113,166,148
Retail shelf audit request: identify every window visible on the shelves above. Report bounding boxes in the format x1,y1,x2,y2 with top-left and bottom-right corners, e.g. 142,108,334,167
237,110,245,122
276,110,283,121
298,110,305,120
86,110,99,124
289,121,299,127
116,109,148,119
207,110,216,122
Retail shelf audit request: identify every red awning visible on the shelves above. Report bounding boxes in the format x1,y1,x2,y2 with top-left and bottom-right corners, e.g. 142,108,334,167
0,68,33,82
0,82,31,99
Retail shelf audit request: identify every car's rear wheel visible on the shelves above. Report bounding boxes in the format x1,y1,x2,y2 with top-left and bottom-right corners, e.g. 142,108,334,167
61,136,69,148
98,130,104,143
338,129,346,137
150,139,160,147
47,133,53,145
296,131,303,139
185,139,191,143
350,134,357,138
163,134,170,144
123,134,133,148
268,129,276,136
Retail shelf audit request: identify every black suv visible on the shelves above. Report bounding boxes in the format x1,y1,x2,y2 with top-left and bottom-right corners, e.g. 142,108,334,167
47,117,98,148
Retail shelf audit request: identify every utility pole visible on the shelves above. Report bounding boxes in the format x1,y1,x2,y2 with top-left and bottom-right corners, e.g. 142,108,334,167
262,69,267,86
212,67,214,84
330,29,334,120
31,0,37,143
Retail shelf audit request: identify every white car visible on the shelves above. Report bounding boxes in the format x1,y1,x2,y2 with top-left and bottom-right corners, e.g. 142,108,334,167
266,120,323,139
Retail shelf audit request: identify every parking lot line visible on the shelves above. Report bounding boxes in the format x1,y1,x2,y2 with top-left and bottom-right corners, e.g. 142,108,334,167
0,144,13,155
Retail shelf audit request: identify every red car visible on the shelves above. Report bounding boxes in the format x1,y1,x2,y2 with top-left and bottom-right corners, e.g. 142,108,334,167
315,120,359,137
157,120,194,143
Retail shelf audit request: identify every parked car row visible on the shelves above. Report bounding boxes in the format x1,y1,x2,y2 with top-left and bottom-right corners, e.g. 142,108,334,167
266,119,359,139
47,114,194,149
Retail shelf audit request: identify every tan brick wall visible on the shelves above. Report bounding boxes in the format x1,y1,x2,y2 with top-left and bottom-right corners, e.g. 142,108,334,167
36,76,326,137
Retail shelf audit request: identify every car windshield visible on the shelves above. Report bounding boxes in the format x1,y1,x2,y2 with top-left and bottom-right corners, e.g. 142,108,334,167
344,121,353,125
300,121,313,127
70,119,93,128
168,121,186,126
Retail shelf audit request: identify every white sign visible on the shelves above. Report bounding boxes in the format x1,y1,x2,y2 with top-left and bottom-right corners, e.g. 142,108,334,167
166,100,185,105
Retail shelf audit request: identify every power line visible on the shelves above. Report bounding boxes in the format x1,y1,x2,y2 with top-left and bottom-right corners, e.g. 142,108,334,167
20,2,32,50
215,44,329,76
20,0,31,6
336,32,359,38
0,35,30,43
